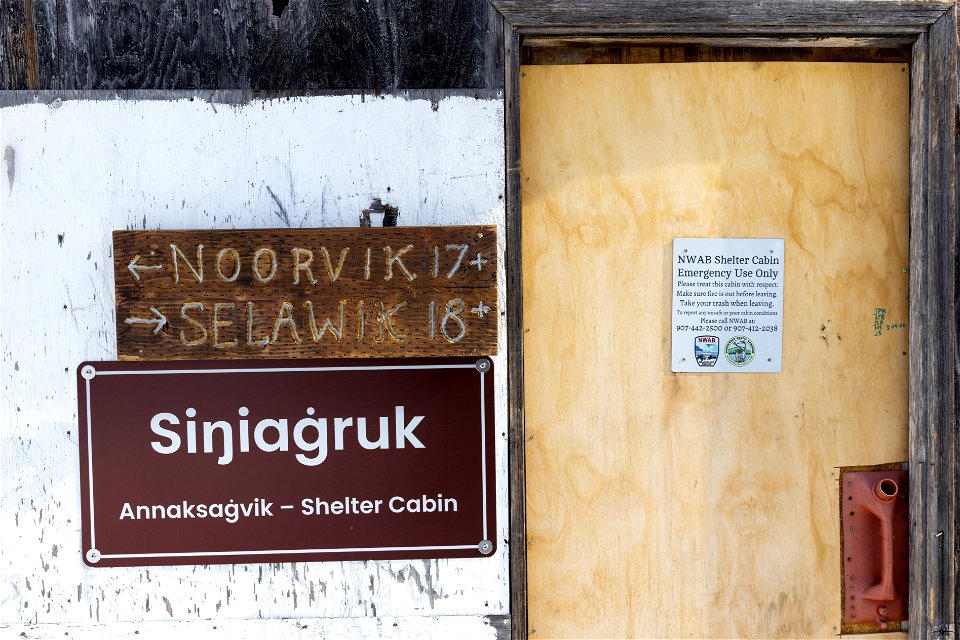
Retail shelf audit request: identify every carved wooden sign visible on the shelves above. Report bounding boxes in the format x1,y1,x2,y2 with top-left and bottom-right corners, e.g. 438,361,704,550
113,226,497,359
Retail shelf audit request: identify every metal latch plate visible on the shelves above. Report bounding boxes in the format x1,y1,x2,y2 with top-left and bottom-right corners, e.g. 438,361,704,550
840,470,909,632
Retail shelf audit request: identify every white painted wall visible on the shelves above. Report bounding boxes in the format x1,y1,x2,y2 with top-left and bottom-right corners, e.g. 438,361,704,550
0,95,508,638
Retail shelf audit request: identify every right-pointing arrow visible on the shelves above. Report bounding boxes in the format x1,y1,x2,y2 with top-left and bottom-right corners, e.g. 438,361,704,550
124,307,168,335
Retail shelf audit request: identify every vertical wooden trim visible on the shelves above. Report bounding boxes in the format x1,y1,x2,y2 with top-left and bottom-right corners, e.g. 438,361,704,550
909,9,959,638
503,20,527,640
1,0,53,90
908,27,932,637
930,10,960,635
485,0,507,94
20,0,40,89
955,14,960,633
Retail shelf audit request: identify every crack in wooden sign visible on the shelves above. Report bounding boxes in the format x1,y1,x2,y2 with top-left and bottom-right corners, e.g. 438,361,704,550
113,226,498,359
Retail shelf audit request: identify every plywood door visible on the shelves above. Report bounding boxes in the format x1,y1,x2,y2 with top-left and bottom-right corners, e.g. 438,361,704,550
520,62,909,639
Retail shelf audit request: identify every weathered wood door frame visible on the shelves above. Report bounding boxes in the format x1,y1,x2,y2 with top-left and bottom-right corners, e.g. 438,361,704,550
491,1,959,637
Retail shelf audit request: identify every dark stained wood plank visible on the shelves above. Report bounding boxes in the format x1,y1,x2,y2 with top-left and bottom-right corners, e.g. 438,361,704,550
1,0,57,89
113,226,498,360
247,0,395,91
492,0,952,35
908,8,959,638
43,0,502,91
250,0,503,90
392,0,503,90
523,35,919,48
521,44,912,65
503,22,528,640
956,20,960,632
56,0,274,90
907,32,931,639
929,12,959,637
0,0,36,89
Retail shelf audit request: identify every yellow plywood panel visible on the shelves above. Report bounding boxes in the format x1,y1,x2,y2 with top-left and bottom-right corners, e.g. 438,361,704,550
520,62,909,639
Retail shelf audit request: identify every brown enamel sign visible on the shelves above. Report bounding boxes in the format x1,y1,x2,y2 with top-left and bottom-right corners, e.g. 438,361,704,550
112,226,498,360
77,358,496,567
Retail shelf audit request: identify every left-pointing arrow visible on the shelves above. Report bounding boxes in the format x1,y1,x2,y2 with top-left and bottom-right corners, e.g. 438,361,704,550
127,255,163,281
124,307,168,334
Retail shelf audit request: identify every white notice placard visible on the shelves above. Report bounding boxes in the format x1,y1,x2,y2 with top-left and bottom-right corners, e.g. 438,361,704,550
671,238,784,373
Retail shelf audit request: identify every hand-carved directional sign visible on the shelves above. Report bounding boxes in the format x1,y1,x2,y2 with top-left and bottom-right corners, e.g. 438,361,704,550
113,226,498,360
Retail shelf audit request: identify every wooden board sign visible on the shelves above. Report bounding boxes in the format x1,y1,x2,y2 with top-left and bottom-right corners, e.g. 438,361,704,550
77,357,497,567
113,226,498,360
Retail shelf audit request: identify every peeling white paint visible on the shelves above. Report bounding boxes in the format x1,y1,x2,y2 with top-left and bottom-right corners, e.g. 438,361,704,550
7,615,506,639
0,95,508,634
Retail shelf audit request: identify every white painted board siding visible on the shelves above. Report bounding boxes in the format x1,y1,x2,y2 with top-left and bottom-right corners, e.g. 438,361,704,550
0,95,508,635
9,616,508,639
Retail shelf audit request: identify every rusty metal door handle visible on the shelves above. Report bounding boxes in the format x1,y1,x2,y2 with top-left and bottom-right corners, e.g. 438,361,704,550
841,470,909,630
860,479,898,603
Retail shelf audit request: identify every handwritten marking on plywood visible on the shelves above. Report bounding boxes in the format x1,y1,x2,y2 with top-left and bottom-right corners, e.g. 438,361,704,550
521,62,908,639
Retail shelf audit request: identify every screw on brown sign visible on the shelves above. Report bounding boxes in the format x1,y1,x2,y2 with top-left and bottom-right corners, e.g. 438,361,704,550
113,226,498,360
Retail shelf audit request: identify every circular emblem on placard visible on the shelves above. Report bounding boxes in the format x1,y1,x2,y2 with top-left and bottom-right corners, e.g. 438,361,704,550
724,336,755,367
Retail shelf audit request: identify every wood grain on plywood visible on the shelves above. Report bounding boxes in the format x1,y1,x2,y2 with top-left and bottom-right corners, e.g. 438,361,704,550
520,62,909,638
